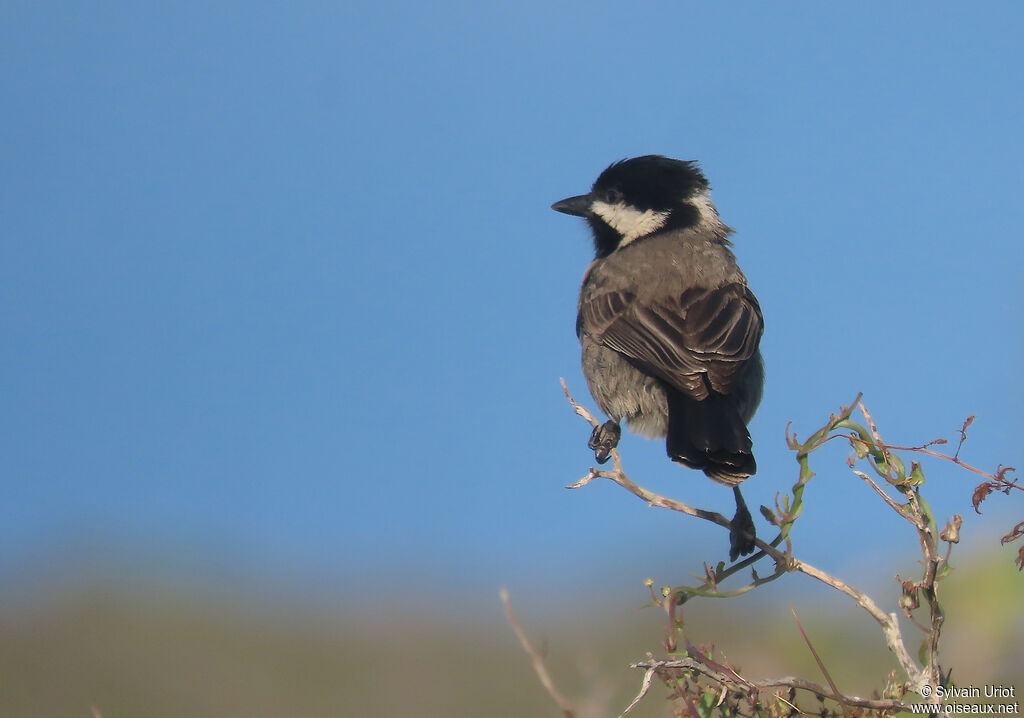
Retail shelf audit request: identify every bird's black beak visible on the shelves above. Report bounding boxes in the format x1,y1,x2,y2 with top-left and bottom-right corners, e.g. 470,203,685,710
551,194,592,217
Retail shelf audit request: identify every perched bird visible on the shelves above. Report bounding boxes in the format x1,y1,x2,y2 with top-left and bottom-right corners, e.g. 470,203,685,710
552,155,764,560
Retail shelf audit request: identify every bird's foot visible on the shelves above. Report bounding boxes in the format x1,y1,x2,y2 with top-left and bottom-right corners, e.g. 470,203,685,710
588,420,621,464
729,486,757,561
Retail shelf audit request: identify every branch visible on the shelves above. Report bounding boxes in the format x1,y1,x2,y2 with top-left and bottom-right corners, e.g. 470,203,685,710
567,464,734,533
617,667,656,718
788,559,923,688
561,378,783,578
790,605,843,705
857,402,943,691
820,425,1015,487
630,658,911,712
559,383,932,695
561,381,929,688
852,469,910,520
500,588,575,718
572,454,916,670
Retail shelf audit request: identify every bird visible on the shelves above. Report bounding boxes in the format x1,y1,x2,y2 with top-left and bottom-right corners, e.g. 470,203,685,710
551,155,764,561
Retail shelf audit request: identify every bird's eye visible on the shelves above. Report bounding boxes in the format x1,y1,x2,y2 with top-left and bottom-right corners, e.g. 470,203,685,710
604,188,623,204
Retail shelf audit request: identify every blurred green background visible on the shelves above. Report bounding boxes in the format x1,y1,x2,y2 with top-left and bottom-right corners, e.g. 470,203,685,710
2,548,1019,717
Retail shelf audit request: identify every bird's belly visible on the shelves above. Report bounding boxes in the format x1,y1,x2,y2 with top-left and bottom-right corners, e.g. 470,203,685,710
581,338,669,438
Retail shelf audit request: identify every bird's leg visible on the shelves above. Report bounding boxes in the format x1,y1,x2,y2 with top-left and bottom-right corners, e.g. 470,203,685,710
588,420,621,464
729,486,757,561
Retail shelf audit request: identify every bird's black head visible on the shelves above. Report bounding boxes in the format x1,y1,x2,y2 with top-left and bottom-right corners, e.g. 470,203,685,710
552,155,728,258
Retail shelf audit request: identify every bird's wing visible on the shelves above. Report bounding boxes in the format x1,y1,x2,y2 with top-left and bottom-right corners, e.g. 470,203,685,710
579,282,763,399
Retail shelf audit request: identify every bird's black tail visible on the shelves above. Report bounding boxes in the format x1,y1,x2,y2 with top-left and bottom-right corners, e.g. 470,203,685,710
666,390,758,559
665,390,756,486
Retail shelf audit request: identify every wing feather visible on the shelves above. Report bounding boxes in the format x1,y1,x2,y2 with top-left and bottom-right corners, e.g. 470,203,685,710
579,282,762,399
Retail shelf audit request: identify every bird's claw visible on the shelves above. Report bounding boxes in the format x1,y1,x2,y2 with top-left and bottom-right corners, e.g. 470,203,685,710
728,486,757,561
588,420,621,464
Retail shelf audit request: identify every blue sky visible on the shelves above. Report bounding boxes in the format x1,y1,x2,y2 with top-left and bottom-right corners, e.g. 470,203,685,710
3,2,1021,609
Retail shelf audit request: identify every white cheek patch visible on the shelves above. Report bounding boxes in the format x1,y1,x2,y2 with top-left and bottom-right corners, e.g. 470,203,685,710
590,200,670,245
689,189,722,231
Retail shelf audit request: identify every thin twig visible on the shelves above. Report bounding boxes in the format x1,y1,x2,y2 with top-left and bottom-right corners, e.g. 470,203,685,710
790,559,922,687
859,403,944,692
954,415,974,461
823,431,1008,484
617,667,656,718
560,382,930,694
852,470,909,519
631,658,911,712
567,465,734,532
790,605,844,706
684,641,754,688
774,693,811,716
500,588,575,718
561,377,625,473
566,425,926,687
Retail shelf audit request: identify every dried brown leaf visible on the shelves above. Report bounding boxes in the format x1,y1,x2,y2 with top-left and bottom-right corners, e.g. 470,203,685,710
995,465,1018,484
955,415,976,460
1000,520,1024,545
972,482,995,514
940,514,963,544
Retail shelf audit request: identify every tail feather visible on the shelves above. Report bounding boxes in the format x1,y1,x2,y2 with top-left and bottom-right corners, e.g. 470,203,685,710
665,390,755,486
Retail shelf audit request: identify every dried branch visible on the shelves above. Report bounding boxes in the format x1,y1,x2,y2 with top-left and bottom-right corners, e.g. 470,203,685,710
567,465,737,537
500,588,575,718
630,658,910,712
954,415,975,461
561,381,930,692
789,605,843,705
546,382,1012,718
617,667,655,718
788,558,923,687
852,469,909,519
834,426,1017,489
856,402,943,690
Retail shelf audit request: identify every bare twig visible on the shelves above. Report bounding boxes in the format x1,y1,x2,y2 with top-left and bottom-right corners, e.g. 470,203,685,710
790,605,843,705
617,667,656,718
681,641,748,684
827,430,1011,485
631,658,911,712
559,381,966,716
561,381,928,691
858,403,944,691
774,693,811,716
567,464,735,533
500,588,575,718
852,469,908,519
790,557,923,688
954,415,975,461
568,463,794,600
561,377,626,474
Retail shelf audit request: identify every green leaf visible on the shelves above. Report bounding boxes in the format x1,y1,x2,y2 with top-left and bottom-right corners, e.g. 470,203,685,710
907,462,926,486
887,453,906,481
698,688,717,718
852,439,870,459
917,492,938,532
